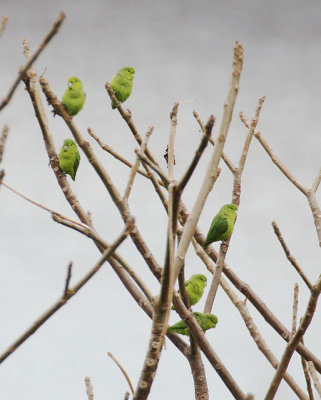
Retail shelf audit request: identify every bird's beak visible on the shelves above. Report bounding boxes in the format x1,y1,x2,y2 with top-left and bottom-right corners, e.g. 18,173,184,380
64,145,68,151
68,82,73,88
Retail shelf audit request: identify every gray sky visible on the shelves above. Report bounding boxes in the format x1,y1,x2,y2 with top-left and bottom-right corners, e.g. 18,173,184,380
1,1,320,399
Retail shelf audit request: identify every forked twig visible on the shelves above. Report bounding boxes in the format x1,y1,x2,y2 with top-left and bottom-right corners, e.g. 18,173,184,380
0,221,134,364
0,12,65,111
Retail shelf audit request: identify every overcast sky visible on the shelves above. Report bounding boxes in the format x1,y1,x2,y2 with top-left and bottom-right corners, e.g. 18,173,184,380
1,1,321,399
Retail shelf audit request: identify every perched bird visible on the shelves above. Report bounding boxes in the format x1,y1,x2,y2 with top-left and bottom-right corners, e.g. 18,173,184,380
203,204,237,248
62,77,86,116
172,274,207,309
167,312,218,336
110,66,135,109
58,139,80,181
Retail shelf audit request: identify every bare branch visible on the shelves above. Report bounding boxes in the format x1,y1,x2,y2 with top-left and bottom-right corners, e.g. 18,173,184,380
173,41,243,281
108,352,135,395
177,115,215,193
0,12,65,111
311,166,321,193
0,15,8,37
40,76,163,280
105,82,158,166
123,126,154,201
85,377,94,400
264,275,321,400
133,183,178,400
308,362,321,397
192,239,309,400
87,127,155,183
238,96,265,173
193,109,236,173
0,125,9,162
292,283,299,336
63,262,73,298
167,102,179,179
272,221,313,290
0,221,134,364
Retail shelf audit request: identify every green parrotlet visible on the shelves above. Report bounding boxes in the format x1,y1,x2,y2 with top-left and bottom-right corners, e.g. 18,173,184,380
172,274,207,309
62,77,86,116
110,66,135,109
167,312,218,336
58,139,80,181
203,204,237,248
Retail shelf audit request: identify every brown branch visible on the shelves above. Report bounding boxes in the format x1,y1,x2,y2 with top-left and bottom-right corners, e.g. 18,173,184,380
167,102,179,179
0,221,133,364
87,127,155,182
173,41,243,281
300,339,314,400
272,221,313,290
123,126,154,201
311,166,321,193
0,125,9,162
105,82,158,166
40,76,163,280
0,15,8,37
308,362,321,397
85,377,94,400
264,275,321,400
178,203,321,372
108,352,135,395
292,283,299,336
133,183,178,400
192,238,309,400
193,110,236,173
177,116,215,193
63,262,73,297
0,12,65,111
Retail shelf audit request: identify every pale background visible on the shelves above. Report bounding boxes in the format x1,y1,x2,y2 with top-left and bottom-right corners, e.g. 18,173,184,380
0,1,320,399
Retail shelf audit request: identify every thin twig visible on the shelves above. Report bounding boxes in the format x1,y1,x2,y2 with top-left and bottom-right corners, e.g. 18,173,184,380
272,221,313,290
133,183,178,400
88,127,155,183
167,102,179,179
108,352,135,395
85,376,94,400
173,41,243,282
63,262,73,297
1,180,90,230
300,338,314,400
124,392,130,400
192,238,308,400
0,12,65,111
123,126,154,201
311,166,321,193
40,76,163,280
0,125,9,162
308,362,321,397
177,116,215,193
193,110,235,172
0,15,8,37
105,82,158,166
0,221,134,364
264,275,321,400
292,283,299,336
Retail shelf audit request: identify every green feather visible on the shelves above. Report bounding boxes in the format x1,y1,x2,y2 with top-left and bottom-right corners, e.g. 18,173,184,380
58,139,80,181
167,312,218,336
110,66,135,109
172,274,207,309
203,204,237,248
62,76,86,116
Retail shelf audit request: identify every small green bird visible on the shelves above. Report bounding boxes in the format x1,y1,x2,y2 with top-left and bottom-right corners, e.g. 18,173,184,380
167,312,218,336
62,77,86,116
58,139,80,181
203,204,237,248
110,66,135,109
172,274,207,309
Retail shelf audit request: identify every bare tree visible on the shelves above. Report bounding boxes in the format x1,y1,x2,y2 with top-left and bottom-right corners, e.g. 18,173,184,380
0,13,320,400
